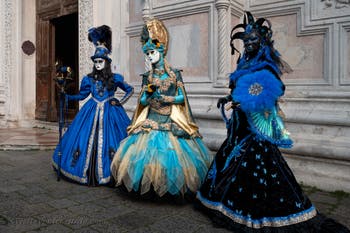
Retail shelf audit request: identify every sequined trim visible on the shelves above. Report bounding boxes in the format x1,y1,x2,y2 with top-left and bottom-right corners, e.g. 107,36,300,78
52,158,88,183
196,192,317,229
53,158,111,184
150,105,171,115
154,68,165,76
85,96,113,183
153,76,176,92
249,82,263,96
141,119,171,131
162,95,174,103
177,81,184,87
97,101,104,181
84,105,99,181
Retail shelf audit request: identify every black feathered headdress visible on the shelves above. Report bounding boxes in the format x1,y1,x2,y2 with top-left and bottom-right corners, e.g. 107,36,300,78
230,11,272,56
88,25,112,52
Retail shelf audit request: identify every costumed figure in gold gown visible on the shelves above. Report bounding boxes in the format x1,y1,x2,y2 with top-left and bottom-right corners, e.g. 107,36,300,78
110,19,213,198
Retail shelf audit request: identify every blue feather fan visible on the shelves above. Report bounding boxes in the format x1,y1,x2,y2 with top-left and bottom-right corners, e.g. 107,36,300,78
233,69,283,113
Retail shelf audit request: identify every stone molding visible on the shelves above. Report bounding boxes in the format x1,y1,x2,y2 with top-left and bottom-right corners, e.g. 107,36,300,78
339,22,350,85
143,0,152,21
247,0,350,88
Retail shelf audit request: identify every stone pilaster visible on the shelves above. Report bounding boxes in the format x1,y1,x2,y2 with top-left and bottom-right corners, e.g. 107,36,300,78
215,0,230,86
78,0,94,82
143,0,152,22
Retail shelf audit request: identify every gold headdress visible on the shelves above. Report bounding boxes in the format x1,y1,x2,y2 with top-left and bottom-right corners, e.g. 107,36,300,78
141,19,169,55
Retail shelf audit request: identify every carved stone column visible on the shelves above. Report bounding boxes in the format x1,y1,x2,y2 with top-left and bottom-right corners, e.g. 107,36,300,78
142,0,152,22
78,0,94,82
0,0,22,127
0,0,13,126
142,0,152,71
215,0,230,86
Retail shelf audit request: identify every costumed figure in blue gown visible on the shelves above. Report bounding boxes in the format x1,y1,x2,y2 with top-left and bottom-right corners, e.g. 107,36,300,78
52,25,134,186
196,12,350,232
110,19,212,198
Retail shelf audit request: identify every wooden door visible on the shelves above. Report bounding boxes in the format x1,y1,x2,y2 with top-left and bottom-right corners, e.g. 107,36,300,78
35,0,78,122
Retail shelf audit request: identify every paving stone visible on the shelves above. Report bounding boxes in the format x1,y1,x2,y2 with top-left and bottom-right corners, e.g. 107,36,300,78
0,191,24,203
1,202,56,219
67,203,105,216
25,224,73,233
109,211,160,231
25,193,57,204
35,209,77,225
61,215,93,230
68,190,112,204
90,222,128,233
309,192,338,205
86,204,134,222
0,184,27,193
16,186,47,197
147,215,204,233
0,217,46,233
73,227,101,233
48,198,79,209
194,224,232,233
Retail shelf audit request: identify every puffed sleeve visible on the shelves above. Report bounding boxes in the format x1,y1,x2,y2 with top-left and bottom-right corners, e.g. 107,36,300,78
114,74,134,104
173,69,184,104
66,76,91,101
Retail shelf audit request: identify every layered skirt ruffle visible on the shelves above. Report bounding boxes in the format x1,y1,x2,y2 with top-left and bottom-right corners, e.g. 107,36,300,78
110,130,212,197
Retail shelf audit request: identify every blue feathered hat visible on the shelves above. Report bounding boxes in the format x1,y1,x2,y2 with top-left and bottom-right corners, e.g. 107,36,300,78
90,46,112,63
88,25,112,63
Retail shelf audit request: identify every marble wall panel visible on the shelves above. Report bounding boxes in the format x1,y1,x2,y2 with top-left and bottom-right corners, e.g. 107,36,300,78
271,14,325,83
129,36,145,83
162,13,210,82
129,0,144,23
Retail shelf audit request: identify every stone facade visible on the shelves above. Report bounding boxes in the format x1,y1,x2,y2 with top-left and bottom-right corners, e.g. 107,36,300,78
0,0,349,191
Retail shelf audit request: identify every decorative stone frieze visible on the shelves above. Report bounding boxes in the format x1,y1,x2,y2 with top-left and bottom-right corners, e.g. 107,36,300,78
0,0,14,126
78,0,94,82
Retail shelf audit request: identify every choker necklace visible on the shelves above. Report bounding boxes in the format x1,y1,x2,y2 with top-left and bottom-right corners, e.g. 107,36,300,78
154,69,165,76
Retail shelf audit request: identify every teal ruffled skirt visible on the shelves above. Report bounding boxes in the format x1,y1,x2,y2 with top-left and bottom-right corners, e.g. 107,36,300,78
110,130,212,197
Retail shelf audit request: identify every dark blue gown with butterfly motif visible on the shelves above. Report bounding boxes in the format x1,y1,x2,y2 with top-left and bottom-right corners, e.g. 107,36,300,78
52,73,133,186
196,46,350,232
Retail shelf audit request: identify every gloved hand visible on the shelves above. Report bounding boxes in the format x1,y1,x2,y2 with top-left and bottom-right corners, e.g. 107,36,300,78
109,98,121,106
217,95,233,108
146,84,157,95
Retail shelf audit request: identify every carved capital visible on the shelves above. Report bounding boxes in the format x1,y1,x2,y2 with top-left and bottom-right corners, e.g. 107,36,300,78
215,0,230,10
142,0,152,22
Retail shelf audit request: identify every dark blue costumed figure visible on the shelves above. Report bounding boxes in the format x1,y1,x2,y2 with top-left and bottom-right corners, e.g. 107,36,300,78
52,25,134,186
196,12,350,233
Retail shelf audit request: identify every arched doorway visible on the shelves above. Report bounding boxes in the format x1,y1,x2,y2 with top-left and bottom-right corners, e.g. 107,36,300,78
35,0,79,122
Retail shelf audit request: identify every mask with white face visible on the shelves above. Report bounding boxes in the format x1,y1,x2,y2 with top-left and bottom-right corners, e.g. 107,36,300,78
145,49,161,64
94,58,106,71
